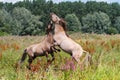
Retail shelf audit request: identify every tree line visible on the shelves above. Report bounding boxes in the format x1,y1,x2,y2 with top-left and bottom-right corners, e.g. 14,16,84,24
0,0,120,36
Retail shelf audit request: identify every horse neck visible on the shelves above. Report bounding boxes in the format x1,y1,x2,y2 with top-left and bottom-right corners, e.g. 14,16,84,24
54,24,67,36
45,33,54,44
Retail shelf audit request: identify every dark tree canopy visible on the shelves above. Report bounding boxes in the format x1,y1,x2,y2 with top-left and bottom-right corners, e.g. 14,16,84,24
0,0,120,35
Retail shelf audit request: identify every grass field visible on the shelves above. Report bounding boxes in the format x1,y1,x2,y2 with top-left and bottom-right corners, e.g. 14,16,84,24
0,33,120,80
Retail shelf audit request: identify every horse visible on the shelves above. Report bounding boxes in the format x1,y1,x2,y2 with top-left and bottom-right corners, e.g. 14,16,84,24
18,23,60,69
50,13,92,67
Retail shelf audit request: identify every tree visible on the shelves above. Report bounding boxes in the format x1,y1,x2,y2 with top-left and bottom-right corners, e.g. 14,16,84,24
110,3,120,24
0,2,3,9
65,13,82,32
86,1,100,13
82,12,111,33
0,9,13,34
114,16,120,33
12,7,43,35
0,0,120,35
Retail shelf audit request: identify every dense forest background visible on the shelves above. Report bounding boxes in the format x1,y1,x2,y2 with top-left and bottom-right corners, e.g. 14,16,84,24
0,0,120,36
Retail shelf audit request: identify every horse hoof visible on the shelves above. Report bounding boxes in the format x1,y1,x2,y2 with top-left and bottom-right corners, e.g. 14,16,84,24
27,66,31,70
57,49,61,52
45,68,49,72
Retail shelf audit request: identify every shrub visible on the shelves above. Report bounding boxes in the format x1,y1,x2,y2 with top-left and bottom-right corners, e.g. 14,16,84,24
106,27,118,34
0,31,9,36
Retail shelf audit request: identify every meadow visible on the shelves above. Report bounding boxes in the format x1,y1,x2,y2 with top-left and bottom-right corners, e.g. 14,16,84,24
0,33,120,80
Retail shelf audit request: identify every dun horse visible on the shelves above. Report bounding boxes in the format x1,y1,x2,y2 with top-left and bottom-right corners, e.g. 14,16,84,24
18,23,60,69
50,13,92,67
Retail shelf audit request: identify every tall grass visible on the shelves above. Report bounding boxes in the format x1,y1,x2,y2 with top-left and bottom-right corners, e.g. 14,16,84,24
0,34,120,80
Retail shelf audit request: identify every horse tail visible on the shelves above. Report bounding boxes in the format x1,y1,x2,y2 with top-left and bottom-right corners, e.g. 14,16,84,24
19,49,27,65
16,49,27,69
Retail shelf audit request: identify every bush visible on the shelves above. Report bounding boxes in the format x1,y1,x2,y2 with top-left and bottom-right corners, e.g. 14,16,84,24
65,13,82,32
0,31,9,36
106,27,118,34
82,12,111,34
114,16,120,33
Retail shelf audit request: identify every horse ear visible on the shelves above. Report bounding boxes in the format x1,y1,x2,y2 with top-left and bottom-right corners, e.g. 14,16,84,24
59,19,66,27
48,24,50,29
50,21,53,24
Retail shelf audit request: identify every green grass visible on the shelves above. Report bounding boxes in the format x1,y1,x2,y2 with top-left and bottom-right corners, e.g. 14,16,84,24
0,34,120,80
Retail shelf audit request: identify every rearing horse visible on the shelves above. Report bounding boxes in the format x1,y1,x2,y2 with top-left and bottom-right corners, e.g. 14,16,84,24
50,13,91,66
18,23,60,69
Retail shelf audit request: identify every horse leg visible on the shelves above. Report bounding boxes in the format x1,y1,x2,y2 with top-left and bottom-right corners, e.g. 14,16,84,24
72,52,83,70
45,51,50,62
52,46,61,52
44,51,52,70
82,51,93,68
72,56,80,64
27,56,36,70
27,57,33,69
52,41,59,46
50,52,55,62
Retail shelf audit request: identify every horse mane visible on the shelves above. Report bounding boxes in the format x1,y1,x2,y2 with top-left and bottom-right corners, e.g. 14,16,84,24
59,18,67,31
45,22,53,35
59,18,69,37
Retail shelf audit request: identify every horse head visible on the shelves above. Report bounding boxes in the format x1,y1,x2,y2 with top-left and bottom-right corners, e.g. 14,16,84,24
50,13,68,37
50,13,61,23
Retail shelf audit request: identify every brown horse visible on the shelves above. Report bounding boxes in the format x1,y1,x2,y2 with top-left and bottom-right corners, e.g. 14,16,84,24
18,23,60,69
50,13,91,67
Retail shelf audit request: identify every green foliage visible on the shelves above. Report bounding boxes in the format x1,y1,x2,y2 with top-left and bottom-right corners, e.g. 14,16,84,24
0,9,13,34
0,8,44,36
106,27,118,34
65,13,82,32
12,7,43,35
0,1,120,34
0,31,9,36
114,16,120,33
82,12,111,34
110,3,120,23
